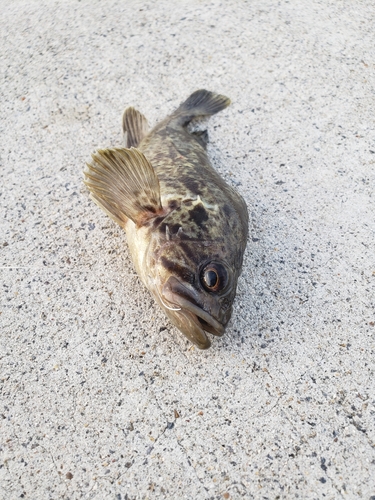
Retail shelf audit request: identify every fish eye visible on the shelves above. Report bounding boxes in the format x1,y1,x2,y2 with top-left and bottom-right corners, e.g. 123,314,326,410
201,263,228,292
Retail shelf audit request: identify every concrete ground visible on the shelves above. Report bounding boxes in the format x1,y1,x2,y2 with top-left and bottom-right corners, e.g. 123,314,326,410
1,0,375,498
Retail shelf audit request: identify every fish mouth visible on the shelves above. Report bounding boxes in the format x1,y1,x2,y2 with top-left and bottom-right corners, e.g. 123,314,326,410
162,276,225,348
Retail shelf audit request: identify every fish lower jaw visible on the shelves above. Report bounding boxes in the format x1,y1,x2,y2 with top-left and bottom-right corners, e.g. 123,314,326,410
195,316,223,336
163,307,212,350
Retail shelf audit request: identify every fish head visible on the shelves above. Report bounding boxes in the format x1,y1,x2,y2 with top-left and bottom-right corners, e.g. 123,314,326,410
147,233,243,349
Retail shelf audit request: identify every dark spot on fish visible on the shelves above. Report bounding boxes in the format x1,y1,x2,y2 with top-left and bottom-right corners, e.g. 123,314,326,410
181,177,203,195
160,256,174,272
168,200,179,210
189,204,208,228
160,256,195,285
144,204,157,213
179,241,201,265
179,212,189,222
223,204,232,217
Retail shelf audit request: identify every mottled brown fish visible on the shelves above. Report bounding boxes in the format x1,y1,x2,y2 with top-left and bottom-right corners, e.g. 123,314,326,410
84,90,248,349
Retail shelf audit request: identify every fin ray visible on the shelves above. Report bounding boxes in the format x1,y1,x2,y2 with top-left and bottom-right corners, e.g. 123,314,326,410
122,107,149,147
174,89,231,126
84,147,162,226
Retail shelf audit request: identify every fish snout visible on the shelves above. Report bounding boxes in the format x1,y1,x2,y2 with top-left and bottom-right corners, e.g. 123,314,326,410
162,276,225,338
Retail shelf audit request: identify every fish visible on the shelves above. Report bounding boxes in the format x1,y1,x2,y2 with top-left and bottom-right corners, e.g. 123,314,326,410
84,89,248,349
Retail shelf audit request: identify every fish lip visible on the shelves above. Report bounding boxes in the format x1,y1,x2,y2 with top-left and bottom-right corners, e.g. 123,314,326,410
162,277,225,337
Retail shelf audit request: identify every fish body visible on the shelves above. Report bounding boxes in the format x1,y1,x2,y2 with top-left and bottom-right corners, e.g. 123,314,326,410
84,90,248,349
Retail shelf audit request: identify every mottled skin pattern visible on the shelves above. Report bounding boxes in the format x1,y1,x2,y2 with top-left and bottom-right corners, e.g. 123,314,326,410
124,109,249,348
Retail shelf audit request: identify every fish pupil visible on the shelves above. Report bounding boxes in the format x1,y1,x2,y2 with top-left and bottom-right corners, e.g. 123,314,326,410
204,270,218,288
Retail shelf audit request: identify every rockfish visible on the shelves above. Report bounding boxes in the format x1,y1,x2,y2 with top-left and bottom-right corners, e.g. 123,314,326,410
84,90,248,349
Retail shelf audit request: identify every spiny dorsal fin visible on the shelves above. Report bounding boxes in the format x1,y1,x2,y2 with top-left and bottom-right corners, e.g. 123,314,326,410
84,147,163,227
122,107,149,148
174,89,231,126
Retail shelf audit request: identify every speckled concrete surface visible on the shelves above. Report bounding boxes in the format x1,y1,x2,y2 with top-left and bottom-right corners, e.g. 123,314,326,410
1,0,375,498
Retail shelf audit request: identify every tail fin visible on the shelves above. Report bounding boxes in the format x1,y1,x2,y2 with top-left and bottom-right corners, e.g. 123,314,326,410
173,89,231,126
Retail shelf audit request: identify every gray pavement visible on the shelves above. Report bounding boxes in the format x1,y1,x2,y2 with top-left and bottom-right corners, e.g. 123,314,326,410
1,0,375,498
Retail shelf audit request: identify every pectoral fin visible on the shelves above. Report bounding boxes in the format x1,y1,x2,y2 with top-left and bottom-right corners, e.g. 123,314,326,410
84,147,164,227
